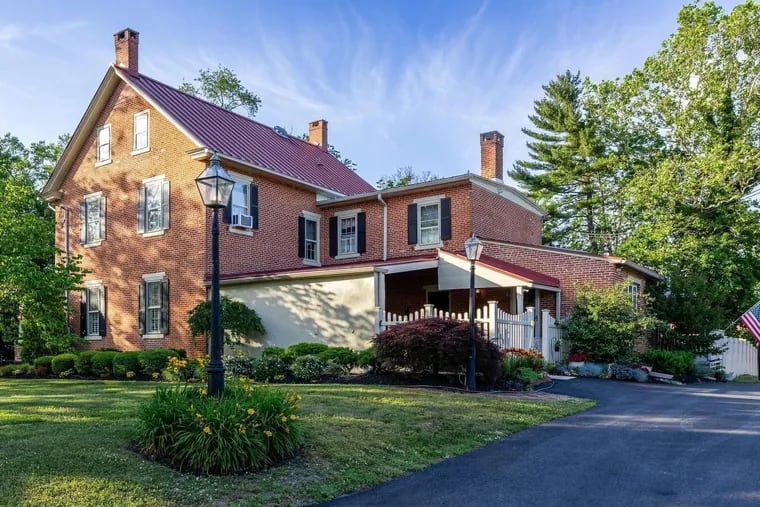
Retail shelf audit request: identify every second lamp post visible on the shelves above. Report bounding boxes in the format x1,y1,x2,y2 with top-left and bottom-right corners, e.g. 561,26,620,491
464,234,484,392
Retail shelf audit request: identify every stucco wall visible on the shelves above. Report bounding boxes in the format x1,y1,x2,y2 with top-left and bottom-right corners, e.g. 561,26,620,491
221,273,376,353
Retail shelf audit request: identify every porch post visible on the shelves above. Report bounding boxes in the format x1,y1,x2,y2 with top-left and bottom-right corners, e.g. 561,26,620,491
374,307,383,334
516,286,525,314
555,291,562,319
534,289,541,339
541,309,551,359
526,306,535,349
487,300,497,339
423,304,434,318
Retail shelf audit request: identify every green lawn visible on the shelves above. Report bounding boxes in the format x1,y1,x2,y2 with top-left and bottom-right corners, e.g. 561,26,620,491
0,380,593,506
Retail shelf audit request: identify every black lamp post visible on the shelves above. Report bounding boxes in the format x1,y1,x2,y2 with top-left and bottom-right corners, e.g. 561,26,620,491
464,234,484,392
195,152,235,397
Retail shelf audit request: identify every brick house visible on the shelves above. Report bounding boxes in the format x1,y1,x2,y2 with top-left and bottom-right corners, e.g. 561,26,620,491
42,29,660,356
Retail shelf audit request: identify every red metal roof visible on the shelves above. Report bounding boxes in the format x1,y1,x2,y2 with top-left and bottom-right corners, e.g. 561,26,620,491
120,71,375,196
444,251,560,287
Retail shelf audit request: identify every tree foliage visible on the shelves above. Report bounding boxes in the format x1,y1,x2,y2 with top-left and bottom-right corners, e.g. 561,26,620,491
564,284,657,363
179,65,262,118
514,2,760,335
376,166,438,189
188,296,265,345
0,133,84,359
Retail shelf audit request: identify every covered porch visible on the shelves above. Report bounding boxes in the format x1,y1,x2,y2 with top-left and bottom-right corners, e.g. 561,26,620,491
372,251,565,359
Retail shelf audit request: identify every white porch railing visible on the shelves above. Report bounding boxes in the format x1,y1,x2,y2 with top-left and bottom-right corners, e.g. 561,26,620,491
376,302,564,358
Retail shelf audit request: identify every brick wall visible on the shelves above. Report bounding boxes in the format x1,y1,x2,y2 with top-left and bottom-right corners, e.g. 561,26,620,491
471,185,542,245
482,241,621,317
56,82,208,356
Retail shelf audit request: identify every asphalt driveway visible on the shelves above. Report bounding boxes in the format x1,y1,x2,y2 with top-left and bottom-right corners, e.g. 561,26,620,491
323,379,760,506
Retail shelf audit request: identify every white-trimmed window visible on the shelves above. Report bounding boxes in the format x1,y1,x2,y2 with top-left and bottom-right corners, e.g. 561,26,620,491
409,195,451,249
225,173,259,233
137,175,169,236
96,125,111,164
300,211,321,266
628,280,641,310
81,280,105,339
419,203,440,245
139,273,169,338
339,215,357,255
80,192,105,246
133,111,149,153
231,182,249,217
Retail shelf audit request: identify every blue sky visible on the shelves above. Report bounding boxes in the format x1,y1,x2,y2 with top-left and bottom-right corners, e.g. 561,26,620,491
0,0,742,187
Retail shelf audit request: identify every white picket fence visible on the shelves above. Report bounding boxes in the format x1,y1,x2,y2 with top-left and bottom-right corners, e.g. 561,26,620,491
703,336,758,378
376,302,564,359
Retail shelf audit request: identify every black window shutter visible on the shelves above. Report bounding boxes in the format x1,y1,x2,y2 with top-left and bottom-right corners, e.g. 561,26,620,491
329,217,338,258
223,195,233,224
297,216,305,258
98,287,106,337
161,278,170,335
99,195,107,241
162,181,170,230
357,212,367,253
79,202,87,244
138,281,145,335
407,203,418,244
80,290,87,337
440,197,452,241
250,183,259,229
137,187,146,234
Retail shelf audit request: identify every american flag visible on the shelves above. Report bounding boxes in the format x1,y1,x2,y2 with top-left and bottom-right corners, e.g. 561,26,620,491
739,301,760,346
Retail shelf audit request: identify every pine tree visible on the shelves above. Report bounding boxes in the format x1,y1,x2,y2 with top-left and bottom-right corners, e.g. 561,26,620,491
509,70,609,253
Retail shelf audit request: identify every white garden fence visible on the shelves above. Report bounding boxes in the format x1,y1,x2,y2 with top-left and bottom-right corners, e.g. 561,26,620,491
703,336,758,378
376,302,564,359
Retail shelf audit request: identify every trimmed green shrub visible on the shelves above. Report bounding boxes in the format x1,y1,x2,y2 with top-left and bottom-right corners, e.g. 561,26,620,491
317,347,358,369
356,347,375,369
373,319,502,383
641,349,694,378
33,355,54,372
290,355,324,382
113,351,141,378
517,367,543,382
139,348,180,376
564,283,657,363
223,354,253,377
92,351,118,376
262,346,287,360
188,297,266,346
133,380,302,475
51,353,78,375
250,357,287,382
286,342,328,359
0,364,33,376
74,351,97,375
323,359,349,377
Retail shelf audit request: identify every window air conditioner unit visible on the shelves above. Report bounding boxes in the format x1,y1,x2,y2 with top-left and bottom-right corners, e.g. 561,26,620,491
232,214,253,229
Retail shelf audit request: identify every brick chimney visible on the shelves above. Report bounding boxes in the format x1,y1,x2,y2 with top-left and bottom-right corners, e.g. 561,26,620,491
480,130,504,181
114,28,139,74
308,120,328,150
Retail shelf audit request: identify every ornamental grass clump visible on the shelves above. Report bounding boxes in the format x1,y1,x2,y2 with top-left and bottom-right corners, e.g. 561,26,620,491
133,379,302,475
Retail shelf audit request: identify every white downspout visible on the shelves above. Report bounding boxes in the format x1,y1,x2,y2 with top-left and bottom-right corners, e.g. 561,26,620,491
377,193,388,261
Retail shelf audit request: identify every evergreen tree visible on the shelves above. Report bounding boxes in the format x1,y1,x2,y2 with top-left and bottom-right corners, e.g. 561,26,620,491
509,71,612,253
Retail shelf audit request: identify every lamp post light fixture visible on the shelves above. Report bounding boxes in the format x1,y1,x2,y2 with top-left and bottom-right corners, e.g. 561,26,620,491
195,152,235,397
464,234,484,392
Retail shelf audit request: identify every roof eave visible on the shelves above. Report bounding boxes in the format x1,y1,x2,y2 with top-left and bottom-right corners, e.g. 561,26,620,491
41,67,121,201
611,258,664,281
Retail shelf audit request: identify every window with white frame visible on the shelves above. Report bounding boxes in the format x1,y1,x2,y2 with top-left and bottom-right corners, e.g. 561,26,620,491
231,181,249,217
628,281,640,310
96,125,111,164
139,273,168,337
133,111,149,152
304,218,318,262
147,281,162,334
144,179,164,232
339,215,357,255
419,203,440,245
81,281,104,338
84,195,101,244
